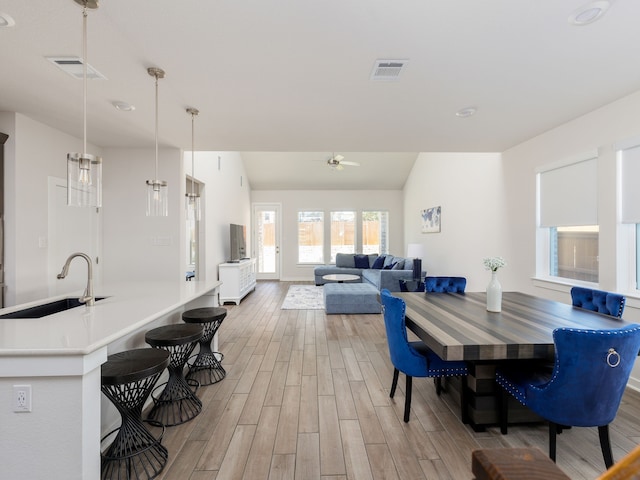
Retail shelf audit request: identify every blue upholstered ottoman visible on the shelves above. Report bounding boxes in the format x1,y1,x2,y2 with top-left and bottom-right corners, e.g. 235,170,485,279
323,283,381,314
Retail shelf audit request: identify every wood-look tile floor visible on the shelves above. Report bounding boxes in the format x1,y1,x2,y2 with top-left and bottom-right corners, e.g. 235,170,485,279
154,281,640,480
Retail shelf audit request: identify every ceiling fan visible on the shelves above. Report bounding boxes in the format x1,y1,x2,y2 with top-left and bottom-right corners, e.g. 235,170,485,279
327,154,360,170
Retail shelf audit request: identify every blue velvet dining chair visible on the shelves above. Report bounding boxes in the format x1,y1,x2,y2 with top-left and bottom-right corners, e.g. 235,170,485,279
495,324,640,469
570,286,626,318
380,289,468,423
423,276,467,393
399,279,424,292
424,276,467,293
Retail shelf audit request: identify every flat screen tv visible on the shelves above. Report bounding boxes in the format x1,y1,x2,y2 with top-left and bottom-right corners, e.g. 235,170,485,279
229,223,247,262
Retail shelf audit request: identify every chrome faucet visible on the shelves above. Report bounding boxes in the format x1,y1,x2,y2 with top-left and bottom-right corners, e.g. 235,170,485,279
57,252,95,306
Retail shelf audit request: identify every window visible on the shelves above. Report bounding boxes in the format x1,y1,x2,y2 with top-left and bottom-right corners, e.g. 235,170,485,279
298,211,324,263
619,142,640,291
362,211,389,255
537,155,598,282
550,226,599,282
330,211,355,262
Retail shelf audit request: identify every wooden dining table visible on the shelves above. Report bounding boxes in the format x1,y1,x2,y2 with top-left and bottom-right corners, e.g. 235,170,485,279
397,291,633,361
395,291,636,429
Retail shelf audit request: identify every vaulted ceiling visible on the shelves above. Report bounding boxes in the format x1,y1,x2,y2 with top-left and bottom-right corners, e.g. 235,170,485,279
2,1,639,189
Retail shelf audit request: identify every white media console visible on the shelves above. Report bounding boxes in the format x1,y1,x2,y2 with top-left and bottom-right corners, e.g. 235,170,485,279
219,258,257,304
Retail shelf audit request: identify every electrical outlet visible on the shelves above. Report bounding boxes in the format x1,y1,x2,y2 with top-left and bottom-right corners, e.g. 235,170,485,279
13,385,32,412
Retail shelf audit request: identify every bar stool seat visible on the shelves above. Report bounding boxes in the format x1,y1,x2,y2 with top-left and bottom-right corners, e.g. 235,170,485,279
101,348,170,480
182,306,227,385
145,324,204,426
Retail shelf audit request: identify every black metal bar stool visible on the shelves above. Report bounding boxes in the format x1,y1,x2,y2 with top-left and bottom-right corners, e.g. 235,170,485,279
145,324,204,426
182,306,227,386
100,348,170,480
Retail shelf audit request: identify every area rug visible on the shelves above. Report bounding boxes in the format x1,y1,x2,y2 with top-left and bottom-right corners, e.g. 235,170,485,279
281,285,325,310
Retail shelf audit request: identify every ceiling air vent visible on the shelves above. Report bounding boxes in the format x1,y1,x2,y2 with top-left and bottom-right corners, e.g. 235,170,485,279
46,56,107,80
370,59,408,81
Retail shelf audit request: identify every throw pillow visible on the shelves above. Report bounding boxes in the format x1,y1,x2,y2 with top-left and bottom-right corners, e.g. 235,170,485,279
336,253,355,268
383,256,396,268
372,255,386,269
354,254,370,269
392,260,405,270
383,262,397,270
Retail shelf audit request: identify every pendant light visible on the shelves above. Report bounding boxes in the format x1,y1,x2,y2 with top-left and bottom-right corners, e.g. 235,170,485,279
146,67,168,217
185,107,201,221
67,0,102,208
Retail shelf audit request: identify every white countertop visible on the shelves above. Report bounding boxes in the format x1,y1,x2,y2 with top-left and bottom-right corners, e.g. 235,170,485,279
0,279,221,356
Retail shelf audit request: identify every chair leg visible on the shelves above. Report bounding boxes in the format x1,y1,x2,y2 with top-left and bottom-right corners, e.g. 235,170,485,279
499,387,509,435
598,425,614,469
435,376,443,395
549,422,557,463
460,376,469,424
404,375,412,423
390,368,399,398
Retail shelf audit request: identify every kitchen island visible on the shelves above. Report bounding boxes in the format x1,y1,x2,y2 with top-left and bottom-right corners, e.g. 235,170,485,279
0,279,222,480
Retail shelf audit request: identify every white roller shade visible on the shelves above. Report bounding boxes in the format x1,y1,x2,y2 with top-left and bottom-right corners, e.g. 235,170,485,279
621,144,640,223
539,158,597,227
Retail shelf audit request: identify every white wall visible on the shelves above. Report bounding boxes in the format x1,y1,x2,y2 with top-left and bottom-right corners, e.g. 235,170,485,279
502,89,640,298
101,149,252,285
0,111,253,303
101,147,184,283
250,189,404,282
501,89,640,390
0,112,103,305
403,152,508,292
186,151,252,282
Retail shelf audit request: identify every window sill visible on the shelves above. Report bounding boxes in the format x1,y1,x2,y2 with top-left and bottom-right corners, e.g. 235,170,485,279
531,276,598,293
532,277,640,311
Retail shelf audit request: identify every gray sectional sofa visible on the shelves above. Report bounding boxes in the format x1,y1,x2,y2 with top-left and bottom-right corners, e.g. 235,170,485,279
314,253,421,292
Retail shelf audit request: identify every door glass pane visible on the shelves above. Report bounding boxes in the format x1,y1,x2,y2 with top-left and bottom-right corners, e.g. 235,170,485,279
257,210,276,274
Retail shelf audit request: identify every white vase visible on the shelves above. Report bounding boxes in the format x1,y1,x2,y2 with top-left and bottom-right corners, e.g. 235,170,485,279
486,271,502,312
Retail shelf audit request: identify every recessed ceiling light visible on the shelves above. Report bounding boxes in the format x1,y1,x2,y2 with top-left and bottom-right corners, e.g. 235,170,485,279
568,1,611,26
112,101,135,112
456,107,477,118
0,12,15,28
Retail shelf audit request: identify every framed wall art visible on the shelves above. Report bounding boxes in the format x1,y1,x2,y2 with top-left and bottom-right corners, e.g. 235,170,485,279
421,206,441,233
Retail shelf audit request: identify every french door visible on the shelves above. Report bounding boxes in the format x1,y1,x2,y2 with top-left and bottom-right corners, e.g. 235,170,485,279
253,203,281,280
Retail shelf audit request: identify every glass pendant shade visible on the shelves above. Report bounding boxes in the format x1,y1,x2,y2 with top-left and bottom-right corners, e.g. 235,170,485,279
185,107,201,221
146,67,168,217
146,180,168,217
186,193,201,222
66,0,102,208
67,152,102,207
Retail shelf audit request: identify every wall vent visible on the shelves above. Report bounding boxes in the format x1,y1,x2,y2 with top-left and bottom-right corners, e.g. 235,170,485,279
370,59,408,81
46,56,107,80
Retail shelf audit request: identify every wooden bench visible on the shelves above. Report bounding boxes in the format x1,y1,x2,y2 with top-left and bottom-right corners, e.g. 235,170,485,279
471,448,571,480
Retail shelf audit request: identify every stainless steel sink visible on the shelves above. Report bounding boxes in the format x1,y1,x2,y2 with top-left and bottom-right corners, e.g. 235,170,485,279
0,297,106,319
